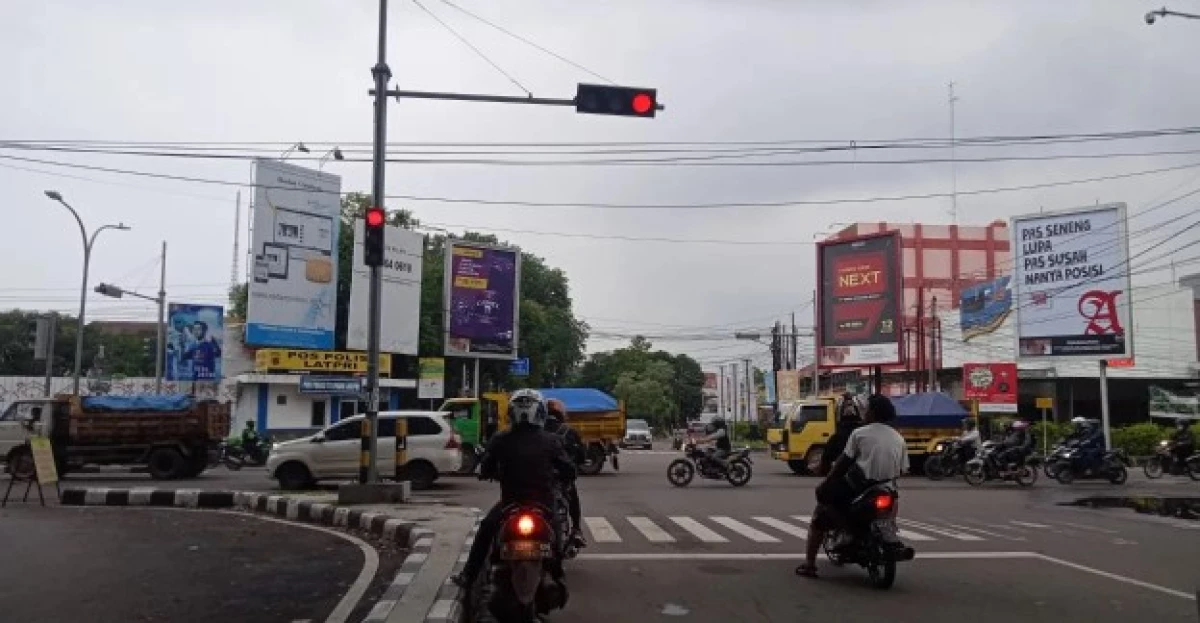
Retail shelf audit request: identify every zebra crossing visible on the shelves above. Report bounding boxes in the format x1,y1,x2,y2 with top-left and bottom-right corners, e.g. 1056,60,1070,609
575,513,1169,548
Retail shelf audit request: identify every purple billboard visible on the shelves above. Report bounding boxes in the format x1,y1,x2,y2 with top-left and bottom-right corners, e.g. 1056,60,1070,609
444,241,521,359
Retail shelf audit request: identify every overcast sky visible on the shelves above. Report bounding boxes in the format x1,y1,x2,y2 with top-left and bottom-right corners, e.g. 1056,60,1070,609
2,0,1199,372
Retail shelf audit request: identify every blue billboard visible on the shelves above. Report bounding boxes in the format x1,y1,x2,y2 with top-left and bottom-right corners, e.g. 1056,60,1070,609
959,276,1012,341
166,303,225,381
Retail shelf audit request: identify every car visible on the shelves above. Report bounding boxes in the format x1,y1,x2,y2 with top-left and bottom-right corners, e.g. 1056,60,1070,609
266,411,461,491
621,419,654,450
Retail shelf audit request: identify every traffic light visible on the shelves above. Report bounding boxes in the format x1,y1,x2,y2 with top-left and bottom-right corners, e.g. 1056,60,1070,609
364,206,386,267
575,83,658,118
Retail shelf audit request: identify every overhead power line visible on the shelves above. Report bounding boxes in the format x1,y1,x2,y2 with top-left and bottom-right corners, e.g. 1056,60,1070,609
411,0,532,97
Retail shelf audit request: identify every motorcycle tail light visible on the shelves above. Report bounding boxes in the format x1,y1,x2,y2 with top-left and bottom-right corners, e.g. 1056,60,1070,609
874,494,894,512
516,513,536,536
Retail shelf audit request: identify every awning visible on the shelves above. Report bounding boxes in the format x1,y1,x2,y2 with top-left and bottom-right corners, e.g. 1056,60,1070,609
234,373,416,389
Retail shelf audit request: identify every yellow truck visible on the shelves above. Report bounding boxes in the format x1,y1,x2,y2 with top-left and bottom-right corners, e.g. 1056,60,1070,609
766,392,971,475
440,387,625,475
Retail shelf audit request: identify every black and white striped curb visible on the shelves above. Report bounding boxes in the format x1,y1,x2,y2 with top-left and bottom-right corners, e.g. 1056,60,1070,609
60,488,437,621
425,514,480,623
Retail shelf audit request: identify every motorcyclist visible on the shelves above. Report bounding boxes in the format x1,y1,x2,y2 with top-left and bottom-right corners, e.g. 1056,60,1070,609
451,389,577,590
1076,419,1106,473
544,398,587,549
956,418,981,464
241,421,261,457
817,394,863,477
798,393,908,578
996,420,1033,470
698,415,732,472
1169,418,1195,467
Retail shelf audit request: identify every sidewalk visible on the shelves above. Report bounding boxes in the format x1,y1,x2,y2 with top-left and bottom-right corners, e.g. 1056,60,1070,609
55,486,477,623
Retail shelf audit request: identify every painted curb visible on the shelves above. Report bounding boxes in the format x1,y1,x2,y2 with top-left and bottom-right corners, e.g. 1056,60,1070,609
59,488,437,622
426,512,480,623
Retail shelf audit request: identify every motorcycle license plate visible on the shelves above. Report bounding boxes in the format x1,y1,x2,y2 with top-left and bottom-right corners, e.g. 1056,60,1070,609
499,540,552,561
873,518,899,539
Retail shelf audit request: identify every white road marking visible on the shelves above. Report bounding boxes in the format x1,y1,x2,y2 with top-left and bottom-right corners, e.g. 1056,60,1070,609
578,551,1036,561
1033,553,1196,601
628,516,676,542
936,521,1026,541
1050,520,1119,535
790,514,812,524
669,516,728,543
584,517,622,543
710,516,781,543
752,516,808,540
1009,520,1051,529
896,528,936,542
897,519,983,541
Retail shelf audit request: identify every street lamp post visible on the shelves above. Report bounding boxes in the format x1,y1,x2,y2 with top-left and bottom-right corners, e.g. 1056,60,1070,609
44,191,130,396
279,142,310,159
318,147,345,170
1145,7,1200,23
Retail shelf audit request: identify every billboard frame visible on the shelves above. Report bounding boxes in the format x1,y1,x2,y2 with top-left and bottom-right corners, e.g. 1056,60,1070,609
816,230,905,370
1010,202,1134,362
165,303,225,382
442,239,522,361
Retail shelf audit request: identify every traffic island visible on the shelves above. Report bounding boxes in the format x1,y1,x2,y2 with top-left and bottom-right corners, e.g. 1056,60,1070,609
338,481,411,505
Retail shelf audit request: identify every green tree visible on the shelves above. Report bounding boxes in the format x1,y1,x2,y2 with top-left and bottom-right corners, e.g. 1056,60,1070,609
612,360,678,430
574,336,705,425
0,310,155,377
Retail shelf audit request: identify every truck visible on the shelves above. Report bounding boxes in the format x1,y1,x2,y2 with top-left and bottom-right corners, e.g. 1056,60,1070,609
765,392,970,475
439,387,626,475
0,394,231,481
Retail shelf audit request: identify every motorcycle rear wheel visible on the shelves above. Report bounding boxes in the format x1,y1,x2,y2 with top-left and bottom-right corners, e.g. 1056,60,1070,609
1107,463,1128,485
963,464,986,486
1015,465,1038,487
867,552,897,590
925,456,945,481
1055,468,1075,485
1143,457,1164,479
667,459,695,487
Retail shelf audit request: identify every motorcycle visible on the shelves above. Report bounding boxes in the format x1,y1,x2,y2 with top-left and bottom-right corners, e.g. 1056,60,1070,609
666,444,753,487
801,482,915,590
1042,441,1079,479
1055,447,1129,485
1143,441,1200,480
963,441,1038,487
224,436,273,467
553,482,582,561
207,441,243,471
924,439,971,480
475,504,569,622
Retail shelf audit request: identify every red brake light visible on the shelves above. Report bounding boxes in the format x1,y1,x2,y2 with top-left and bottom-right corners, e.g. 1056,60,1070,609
516,514,536,536
445,432,461,450
874,494,893,512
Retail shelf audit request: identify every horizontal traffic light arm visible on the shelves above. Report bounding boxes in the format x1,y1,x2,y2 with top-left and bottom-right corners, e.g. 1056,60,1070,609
374,85,665,113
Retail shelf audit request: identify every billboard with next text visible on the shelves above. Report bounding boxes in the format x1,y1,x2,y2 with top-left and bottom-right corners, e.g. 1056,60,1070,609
817,232,904,368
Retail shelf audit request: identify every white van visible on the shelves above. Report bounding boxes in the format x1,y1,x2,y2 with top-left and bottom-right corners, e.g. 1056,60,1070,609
266,411,461,491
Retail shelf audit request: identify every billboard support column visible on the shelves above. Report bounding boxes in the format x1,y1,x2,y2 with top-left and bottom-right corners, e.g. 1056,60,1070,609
1099,360,1112,450
810,290,818,396
361,0,391,485
155,241,166,395
473,358,481,398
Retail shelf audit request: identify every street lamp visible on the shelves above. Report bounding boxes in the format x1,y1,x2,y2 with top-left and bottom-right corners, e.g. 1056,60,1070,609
44,190,131,396
318,146,345,170
279,142,310,159
1145,7,1200,23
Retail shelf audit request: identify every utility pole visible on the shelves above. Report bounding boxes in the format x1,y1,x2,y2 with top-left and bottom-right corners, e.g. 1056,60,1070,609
811,289,819,396
717,364,726,418
155,241,167,394
230,191,240,294
743,358,753,425
731,361,741,426
949,81,959,225
928,296,938,392
790,312,798,371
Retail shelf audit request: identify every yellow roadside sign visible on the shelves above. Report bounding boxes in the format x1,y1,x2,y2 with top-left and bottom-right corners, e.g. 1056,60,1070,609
1035,397,1053,410
29,436,58,484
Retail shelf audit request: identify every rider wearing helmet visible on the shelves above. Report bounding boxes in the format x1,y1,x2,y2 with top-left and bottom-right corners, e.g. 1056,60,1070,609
818,394,864,477
452,389,577,589
997,420,1033,469
700,414,732,471
1170,418,1195,466
545,398,587,549
957,418,981,463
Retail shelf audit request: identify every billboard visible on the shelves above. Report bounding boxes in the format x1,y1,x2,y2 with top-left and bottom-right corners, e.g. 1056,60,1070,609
960,276,1012,341
418,357,445,400
764,370,777,404
817,232,904,367
246,159,342,349
775,370,802,403
962,362,1018,413
444,241,521,359
165,303,224,381
1011,204,1133,359
347,221,424,354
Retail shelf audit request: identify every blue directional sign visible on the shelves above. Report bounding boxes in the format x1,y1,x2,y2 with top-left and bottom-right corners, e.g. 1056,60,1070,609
298,376,364,395
509,358,530,377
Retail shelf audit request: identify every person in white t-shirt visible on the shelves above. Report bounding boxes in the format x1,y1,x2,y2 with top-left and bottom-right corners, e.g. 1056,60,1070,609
797,393,908,578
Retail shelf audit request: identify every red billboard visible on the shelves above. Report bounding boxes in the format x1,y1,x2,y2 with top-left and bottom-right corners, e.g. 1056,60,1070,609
703,372,718,390
963,363,1018,413
817,232,904,368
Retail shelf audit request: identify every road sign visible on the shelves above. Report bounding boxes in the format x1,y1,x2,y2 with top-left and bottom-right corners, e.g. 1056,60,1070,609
1036,397,1053,410
1107,357,1135,368
510,358,530,377
298,376,365,395
29,437,58,485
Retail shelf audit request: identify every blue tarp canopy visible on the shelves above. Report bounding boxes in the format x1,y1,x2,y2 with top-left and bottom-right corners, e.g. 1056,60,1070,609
890,393,968,428
81,395,196,413
539,388,619,413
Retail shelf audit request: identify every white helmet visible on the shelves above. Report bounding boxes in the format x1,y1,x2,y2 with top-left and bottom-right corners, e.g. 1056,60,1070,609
508,389,548,429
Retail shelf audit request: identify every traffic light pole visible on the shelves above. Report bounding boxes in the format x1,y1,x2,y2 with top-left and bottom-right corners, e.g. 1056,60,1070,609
361,0,391,485
372,89,666,112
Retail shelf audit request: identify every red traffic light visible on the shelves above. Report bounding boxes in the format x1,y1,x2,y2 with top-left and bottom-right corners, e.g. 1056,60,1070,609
631,93,654,115
365,207,386,228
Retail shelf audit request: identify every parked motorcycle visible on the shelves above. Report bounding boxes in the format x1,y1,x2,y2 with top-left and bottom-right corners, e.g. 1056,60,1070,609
666,444,752,487
802,482,915,590
473,504,569,622
963,441,1038,487
924,439,971,480
1144,441,1200,480
1055,447,1129,485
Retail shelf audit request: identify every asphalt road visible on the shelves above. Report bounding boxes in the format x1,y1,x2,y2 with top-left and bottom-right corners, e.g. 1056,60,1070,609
37,444,1200,622
0,505,377,623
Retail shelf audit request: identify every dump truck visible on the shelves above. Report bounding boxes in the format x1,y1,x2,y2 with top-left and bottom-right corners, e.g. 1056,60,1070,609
0,394,231,480
765,392,968,475
440,387,626,475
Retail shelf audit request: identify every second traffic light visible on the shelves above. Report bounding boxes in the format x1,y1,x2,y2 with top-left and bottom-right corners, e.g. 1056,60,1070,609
575,83,658,118
364,206,386,267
